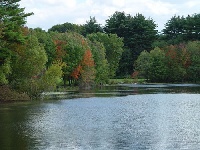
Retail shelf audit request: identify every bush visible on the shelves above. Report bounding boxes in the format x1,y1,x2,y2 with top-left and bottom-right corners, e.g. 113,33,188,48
0,85,30,102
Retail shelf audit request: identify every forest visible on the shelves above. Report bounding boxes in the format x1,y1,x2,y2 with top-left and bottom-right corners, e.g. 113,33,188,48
0,0,200,100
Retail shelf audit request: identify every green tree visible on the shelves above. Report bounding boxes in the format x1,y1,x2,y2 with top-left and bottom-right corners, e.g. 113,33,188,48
162,13,200,44
186,41,200,82
104,11,131,39
135,47,167,82
52,32,90,86
135,50,151,81
0,0,32,60
48,22,83,34
26,61,63,99
82,16,103,36
148,47,167,82
0,59,11,84
162,15,186,44
32,28,56,67
0,0,32,84
87,39,109,84
40,61,64,91
105,12,157,76
136,42,200,83
87,32,124,78
9,32,63,98
128,14,157,53
185,14,200,41
9,34,48,97
152,34,168,49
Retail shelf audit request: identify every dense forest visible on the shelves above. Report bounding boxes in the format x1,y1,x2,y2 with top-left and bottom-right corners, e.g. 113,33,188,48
0,0,200,100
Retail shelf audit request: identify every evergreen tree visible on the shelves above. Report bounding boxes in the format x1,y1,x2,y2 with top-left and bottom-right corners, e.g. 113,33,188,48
0,0,32,84
105,12,157,76
82,16,103,36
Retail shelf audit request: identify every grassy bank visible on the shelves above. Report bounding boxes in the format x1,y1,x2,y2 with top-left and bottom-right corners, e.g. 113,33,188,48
0,79,147,102
108,78,146,85
0,85,30,102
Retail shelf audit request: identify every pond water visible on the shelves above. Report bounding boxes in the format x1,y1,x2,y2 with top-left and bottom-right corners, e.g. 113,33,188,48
1,84,200,150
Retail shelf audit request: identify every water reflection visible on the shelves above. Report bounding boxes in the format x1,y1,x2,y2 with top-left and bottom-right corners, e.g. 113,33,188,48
0,102,35,150
1,85,200,150
42,84,200,100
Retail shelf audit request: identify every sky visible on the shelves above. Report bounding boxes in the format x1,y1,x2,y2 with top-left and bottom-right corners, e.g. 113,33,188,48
19,0,200,32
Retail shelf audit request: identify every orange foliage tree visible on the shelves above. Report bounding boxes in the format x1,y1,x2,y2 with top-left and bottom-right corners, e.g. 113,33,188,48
71,65,82,80
79,49,96,89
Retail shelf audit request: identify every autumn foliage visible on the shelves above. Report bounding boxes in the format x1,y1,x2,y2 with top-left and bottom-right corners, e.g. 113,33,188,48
135,41,200,83
82,49,95,67
71,65,82,79
54,40,66,61
79,49,95,89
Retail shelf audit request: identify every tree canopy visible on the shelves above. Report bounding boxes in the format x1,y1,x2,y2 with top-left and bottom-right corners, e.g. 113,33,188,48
0,0,33,85
105,11,158,76
87,32,124,77
162,14,200,44
135,42,200,83
0,0,33,65
48,22,83,34
82,16,103,36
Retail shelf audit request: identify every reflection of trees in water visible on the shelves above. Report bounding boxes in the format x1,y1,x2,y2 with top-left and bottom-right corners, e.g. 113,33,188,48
42,85,200,100
169,86,200,94
0,104,31,149
128,85,200,95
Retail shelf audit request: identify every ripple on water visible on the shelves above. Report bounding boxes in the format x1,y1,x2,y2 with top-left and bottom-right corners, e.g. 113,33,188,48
15,94,199,149
1,92,200,149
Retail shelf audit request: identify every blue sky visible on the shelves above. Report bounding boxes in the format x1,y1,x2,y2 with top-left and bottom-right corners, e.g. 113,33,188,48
19,0,200,32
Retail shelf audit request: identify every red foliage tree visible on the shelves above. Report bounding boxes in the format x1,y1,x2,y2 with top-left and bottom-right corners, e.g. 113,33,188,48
82,49,95,67
71,65,82,79
70,49,95,82
79,49,95,89
54,40,66,61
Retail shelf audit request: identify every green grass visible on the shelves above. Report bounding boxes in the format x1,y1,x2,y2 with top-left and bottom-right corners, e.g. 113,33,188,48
108,78,146,85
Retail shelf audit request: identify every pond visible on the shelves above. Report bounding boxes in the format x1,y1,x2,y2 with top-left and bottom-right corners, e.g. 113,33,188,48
1,84,200,150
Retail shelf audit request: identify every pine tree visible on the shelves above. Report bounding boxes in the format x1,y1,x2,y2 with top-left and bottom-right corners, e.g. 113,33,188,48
0,0,32,84
0,0,33,65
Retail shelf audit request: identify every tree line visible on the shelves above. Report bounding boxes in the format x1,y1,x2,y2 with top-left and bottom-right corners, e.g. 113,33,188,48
0,0,200,99
135,42,200,83
136,14,200,83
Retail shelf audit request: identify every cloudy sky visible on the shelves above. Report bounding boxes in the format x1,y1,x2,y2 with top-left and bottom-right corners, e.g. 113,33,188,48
19,0,200,32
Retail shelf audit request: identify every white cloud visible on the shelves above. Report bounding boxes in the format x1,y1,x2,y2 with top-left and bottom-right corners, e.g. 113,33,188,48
185,0,200,8
85,0,94,6
112,0,125,7
19,0,198,31
144,0,178,15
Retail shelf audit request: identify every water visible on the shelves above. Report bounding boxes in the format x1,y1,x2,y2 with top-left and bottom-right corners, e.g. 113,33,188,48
1,84,200,150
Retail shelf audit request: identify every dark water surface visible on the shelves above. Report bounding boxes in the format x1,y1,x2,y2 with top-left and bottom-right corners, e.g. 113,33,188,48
1,84,200,150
